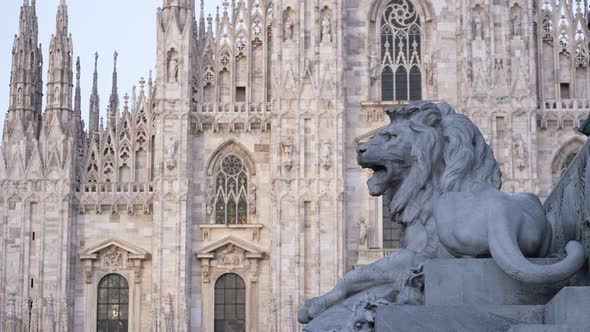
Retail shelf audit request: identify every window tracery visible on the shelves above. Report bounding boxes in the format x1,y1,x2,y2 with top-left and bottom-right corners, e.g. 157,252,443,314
214,155,250,225
380,0,423,101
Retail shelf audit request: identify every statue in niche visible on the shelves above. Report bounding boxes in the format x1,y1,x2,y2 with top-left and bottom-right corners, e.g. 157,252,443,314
168,55,179,83
17,87,23,105
473,9,484,40
369,51,381,85
322,141,333,170
512,9,522,37
281,138,294,171
284,14,296,42
514,136,526,171
358,217,369,249
321,14,332,43
54,87,61,106
165,137,178,170
249,185,257,214
205,184,215,215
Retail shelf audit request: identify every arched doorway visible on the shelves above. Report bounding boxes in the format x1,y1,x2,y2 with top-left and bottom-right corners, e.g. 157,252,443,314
97,274,129,332
214,273,246,332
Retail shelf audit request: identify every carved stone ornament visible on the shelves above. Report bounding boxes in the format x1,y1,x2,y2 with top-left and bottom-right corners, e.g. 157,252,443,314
285,16,295,41
84,268,93,284
205,184,215,216
321,14,332,43
101,246,127,268
133,267,142,284
5,291,16,319
281,138,294,171
165,137,178,171
249,185,257,214
164,294,174,332
321,141,333,170
218,244,245,269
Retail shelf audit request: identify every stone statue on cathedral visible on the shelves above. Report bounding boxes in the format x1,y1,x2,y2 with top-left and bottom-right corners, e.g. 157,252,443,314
284,16,295,41
321,15,332,43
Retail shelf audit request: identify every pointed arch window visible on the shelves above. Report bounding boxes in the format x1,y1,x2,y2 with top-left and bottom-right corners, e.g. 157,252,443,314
214,155,249,225
380,0,423,101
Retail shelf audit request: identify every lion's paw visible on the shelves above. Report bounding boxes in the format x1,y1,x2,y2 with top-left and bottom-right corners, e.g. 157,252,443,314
298,296,330,324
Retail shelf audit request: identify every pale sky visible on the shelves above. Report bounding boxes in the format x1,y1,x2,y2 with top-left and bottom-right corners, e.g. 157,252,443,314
0,0,223,134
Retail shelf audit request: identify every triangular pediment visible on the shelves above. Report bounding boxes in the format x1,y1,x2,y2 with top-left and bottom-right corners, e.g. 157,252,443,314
196,236,264,260
79,237,150,261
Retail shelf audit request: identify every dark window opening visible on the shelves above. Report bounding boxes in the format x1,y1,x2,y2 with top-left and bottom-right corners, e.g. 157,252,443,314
215,273,246,332
236,87,246,103
560,83,570,99
97,274,129,332
382,198,403,249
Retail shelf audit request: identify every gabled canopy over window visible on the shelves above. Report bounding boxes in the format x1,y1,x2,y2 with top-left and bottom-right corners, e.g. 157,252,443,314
380,0,423,101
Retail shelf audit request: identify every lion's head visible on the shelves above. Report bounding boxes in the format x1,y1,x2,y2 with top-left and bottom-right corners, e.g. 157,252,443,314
357,101,502,224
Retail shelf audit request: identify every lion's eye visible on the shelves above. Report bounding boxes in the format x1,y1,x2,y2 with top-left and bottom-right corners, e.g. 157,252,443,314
387,133,398,139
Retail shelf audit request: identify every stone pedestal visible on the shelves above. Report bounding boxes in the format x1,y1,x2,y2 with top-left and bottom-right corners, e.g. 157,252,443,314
425,259,575,306
374,259,590,332
544,287,590,326
375,305,543,332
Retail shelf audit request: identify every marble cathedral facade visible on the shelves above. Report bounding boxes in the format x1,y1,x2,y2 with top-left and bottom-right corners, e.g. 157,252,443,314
0,0,589,331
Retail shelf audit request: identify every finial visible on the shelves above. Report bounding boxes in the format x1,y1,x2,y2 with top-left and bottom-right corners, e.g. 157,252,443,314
94,52,98,71
113,51,118,71
124,93,129,111
23,0,29,6
76,56,80,80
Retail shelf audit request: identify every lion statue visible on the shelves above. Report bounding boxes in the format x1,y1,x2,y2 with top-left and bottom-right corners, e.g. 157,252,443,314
298,101,586,327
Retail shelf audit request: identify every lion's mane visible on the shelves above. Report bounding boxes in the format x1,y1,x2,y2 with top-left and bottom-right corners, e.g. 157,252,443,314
385,102,502,227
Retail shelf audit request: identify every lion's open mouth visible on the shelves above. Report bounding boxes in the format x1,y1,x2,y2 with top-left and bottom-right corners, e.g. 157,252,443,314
360,162,392,196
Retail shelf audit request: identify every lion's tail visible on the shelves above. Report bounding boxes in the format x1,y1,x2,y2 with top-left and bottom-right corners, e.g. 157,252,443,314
489,218,585,284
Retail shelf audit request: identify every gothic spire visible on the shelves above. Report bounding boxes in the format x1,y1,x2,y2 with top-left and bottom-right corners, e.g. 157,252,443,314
108,51,119,127
4,0,42,139
45,0,73,114
199,0,205,37
89,52,100,135
56,0,68,37
74,56,84,144
74,56,81,116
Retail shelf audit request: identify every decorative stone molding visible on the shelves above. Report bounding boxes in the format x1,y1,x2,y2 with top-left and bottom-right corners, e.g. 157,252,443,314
78,238,150,332
196,235,264,284
79,237,150,264
198,224,264,242
196,236,264,332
